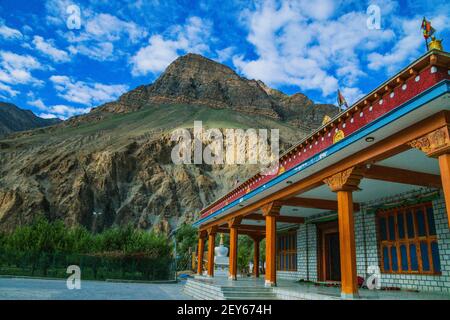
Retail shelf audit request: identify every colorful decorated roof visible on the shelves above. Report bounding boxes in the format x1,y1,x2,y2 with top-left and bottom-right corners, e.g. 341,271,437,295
194,49,450,227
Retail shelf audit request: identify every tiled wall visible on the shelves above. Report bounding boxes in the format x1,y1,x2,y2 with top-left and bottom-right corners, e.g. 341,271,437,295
277,223,317,281
356,192,450,293
277,190,450,293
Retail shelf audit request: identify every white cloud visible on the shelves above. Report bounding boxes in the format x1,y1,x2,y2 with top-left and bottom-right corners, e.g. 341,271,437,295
368,14,450,73
130,35,181,76
32,36,70,63
58,11,147,61
49,75,128,106
0,21,23,40
85,13,147,43
28,98,47,110
51,104,91,118
215,47,235,63
297,0,336,20
0,51,43,86
232,0,395,98
29,98,91,120
340,86,364,105
38,113,60,119
67,42,114,61
45,0,74,26
130,16,212,76
0,82,19,97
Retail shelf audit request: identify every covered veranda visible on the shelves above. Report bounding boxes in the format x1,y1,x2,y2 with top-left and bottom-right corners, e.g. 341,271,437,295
187,275,450,300
192,50,450,299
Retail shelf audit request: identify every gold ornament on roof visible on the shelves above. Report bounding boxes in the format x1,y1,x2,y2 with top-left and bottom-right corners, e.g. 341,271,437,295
333,130,345,144
429,37,443,51
322,115,332,125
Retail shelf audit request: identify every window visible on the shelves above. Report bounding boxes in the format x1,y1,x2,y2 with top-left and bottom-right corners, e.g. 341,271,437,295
277,231,297,271
377,202,441,275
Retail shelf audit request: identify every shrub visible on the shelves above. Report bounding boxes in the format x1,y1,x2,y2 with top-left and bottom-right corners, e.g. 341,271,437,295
0,218,174,281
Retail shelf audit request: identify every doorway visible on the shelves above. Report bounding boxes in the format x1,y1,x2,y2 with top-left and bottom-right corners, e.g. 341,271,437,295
317,221,341,282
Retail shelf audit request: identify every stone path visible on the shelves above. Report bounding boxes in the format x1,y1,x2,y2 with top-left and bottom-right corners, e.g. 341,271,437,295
0,277,191,300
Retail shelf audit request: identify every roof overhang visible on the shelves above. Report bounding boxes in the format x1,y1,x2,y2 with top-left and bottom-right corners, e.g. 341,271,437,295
194,79,450,228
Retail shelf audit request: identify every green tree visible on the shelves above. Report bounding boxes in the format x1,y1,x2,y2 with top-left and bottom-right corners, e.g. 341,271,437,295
175,224,197,257
237,235,253,275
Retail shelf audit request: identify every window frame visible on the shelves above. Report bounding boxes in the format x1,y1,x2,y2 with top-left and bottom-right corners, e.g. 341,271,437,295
376,202,441,276
276,230,297,272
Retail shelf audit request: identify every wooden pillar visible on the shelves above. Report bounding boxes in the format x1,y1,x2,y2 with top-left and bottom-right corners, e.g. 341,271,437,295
227,217,241,280
439,153,450,227
262,202,281,287
197,236,205,275
337,190,358,298
324,167,363,299
207,228,216,277
409,125,450,228
253,237,261,278
229,226,238,280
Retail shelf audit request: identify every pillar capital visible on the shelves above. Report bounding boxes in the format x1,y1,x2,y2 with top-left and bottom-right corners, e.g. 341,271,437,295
261,201,282,216
207,226,218,236
324,167,364,192
198,230,207,239
249,234,264,243
408,125,450,158
227,216,243,228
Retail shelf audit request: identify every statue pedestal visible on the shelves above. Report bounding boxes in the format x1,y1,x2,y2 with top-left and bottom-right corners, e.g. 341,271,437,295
214,235,229,277
214,256,229,277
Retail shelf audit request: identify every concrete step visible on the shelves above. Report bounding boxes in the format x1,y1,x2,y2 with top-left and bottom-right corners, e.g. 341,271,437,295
222,292,276,296
184,278,277,300
183,279,225,300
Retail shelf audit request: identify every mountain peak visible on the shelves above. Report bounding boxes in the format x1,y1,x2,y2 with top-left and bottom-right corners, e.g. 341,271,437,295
96,53,338,126
162,52,238,79
0,102,61,138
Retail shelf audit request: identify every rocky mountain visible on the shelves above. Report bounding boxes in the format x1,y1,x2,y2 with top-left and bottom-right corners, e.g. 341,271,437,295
0,53,338,233
0,102,60,138
97,54,337,130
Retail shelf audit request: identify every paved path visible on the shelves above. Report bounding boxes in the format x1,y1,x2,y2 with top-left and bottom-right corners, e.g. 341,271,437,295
0,277,191,300
192,275,450,300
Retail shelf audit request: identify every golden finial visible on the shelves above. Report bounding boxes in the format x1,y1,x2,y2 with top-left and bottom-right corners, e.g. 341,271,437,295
219,233,224,246
429,36,443,51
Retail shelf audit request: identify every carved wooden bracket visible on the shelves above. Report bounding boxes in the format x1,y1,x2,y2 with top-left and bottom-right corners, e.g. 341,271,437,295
249,234,265,242
227,216,243,228
261,201,282,216
207,226,218,236
198,230,207,239
323,167,364,192
408,126,450,158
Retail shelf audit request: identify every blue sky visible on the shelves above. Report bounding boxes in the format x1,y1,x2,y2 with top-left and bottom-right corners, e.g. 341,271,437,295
0,0,448,119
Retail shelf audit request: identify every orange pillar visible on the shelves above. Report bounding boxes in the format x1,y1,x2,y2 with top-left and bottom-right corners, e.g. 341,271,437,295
253,238,260,278
229,227,238,280
337,190,358,299
438,153,450,227
207,232,216,277
324,167,362,299
197,237,205,275
265,214,277,287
